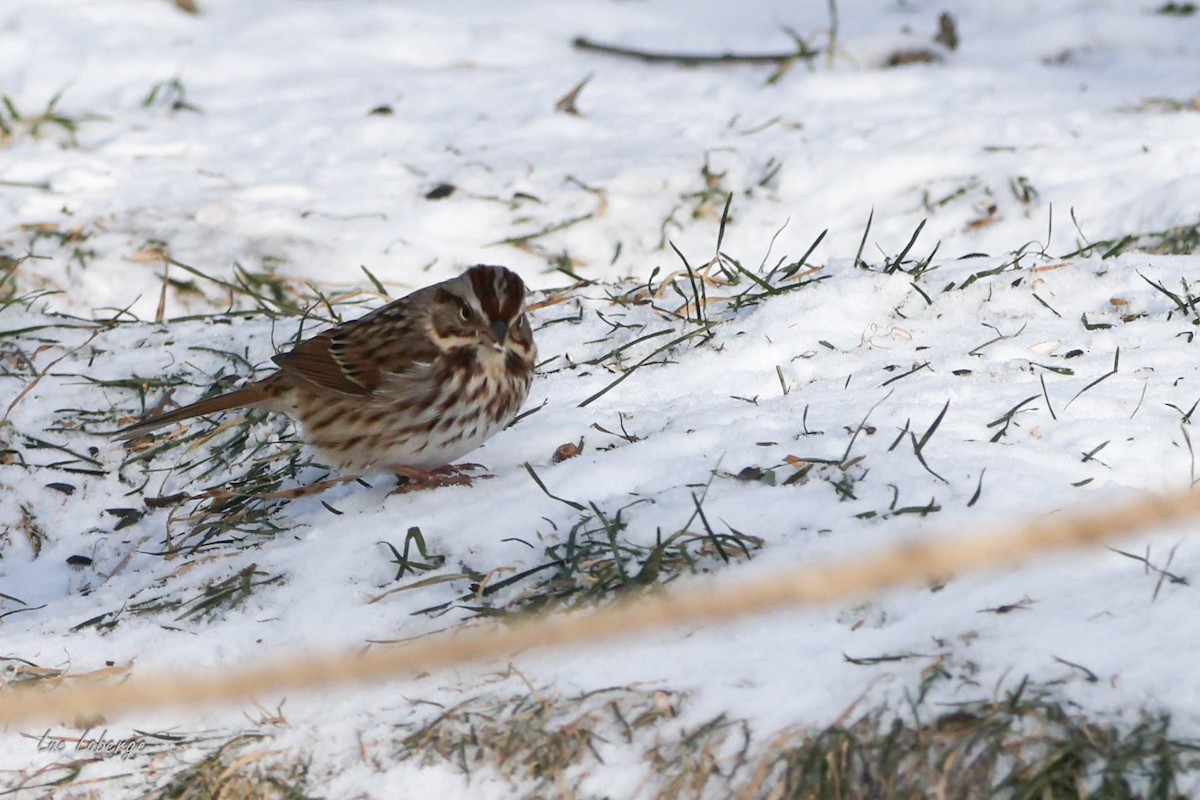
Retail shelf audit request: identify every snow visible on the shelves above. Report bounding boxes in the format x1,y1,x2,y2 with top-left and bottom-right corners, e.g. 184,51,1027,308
2,0,1200,795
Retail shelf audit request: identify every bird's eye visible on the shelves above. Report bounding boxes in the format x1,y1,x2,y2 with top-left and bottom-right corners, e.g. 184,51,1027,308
459,304,473,321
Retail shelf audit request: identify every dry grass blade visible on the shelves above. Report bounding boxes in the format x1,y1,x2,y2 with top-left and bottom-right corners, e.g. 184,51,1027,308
572,36,818,64
2,329,100,423
577,325,712,408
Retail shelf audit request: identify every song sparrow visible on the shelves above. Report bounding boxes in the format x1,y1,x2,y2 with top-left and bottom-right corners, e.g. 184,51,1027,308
117,265,537,477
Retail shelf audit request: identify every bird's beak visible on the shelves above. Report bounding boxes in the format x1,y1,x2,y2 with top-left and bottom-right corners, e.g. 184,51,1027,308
489,318,509,349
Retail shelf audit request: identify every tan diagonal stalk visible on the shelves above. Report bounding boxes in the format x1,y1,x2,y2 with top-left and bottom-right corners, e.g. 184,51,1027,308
3,488,1196,725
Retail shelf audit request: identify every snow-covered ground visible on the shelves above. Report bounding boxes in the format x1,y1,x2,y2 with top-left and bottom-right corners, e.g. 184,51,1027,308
2,0,1200,796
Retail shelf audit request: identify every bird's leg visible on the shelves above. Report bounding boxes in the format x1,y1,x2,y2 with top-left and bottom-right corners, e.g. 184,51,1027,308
389,463,493,494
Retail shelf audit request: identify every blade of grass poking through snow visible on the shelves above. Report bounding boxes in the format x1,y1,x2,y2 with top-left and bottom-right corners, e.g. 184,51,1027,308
1139,271,1194,317
954,261,1012,292
887,419,911,453
175,567,285,622
302,281,341,324
155,263,169,323
791,225,827,268
909,281,933,305
428,492,764,615
830,391,892,467
1040,374,1057,420
507,398,546,427
1081,439,1110,465
577,326,712,408
491,212,594,248
571,36,818,65
909,400,949,483
689,491,728,563
584,327,673,366
524,462,585,510
1130,381,1147,419
968,322,1025,356
590,502,631,584
1167,396,1200,424
763,227,827,286
853,207,873,269
667,241,706,325
1032,293,1061,317
360,265,389,298
380,527,445,580
1107,545,1188,598
144,251,291,318
986,395,1039,442
880,361,930,387
751,217,789,276
1065,348,1119,409
230,263,302,316
884,218,927,274
724,254,776,295
23,435,104,469
1102,235,1135,259
968,468,986,507
188,344,256,372
714,192,732,254
3,329,100,423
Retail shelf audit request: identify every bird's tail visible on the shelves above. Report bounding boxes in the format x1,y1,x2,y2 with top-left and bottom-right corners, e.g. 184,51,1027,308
113,383,272,440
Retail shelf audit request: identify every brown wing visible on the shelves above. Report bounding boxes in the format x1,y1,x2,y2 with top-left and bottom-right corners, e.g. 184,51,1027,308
271,295,440,396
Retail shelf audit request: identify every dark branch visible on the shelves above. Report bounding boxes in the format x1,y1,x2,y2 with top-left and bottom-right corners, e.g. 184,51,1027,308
572,36,818,66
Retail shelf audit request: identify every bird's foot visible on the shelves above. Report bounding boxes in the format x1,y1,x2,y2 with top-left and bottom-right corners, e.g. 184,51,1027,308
389,463,492,494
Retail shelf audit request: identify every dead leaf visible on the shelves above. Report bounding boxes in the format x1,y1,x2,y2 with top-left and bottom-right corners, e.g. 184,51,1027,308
553,441,582,463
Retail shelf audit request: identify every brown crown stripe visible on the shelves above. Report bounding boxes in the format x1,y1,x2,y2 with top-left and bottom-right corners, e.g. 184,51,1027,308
467,264,524,322
467,266,501,320
500,270,524,320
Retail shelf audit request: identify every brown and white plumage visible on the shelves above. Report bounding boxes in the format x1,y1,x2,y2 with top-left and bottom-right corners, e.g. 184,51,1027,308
116,265,536,474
